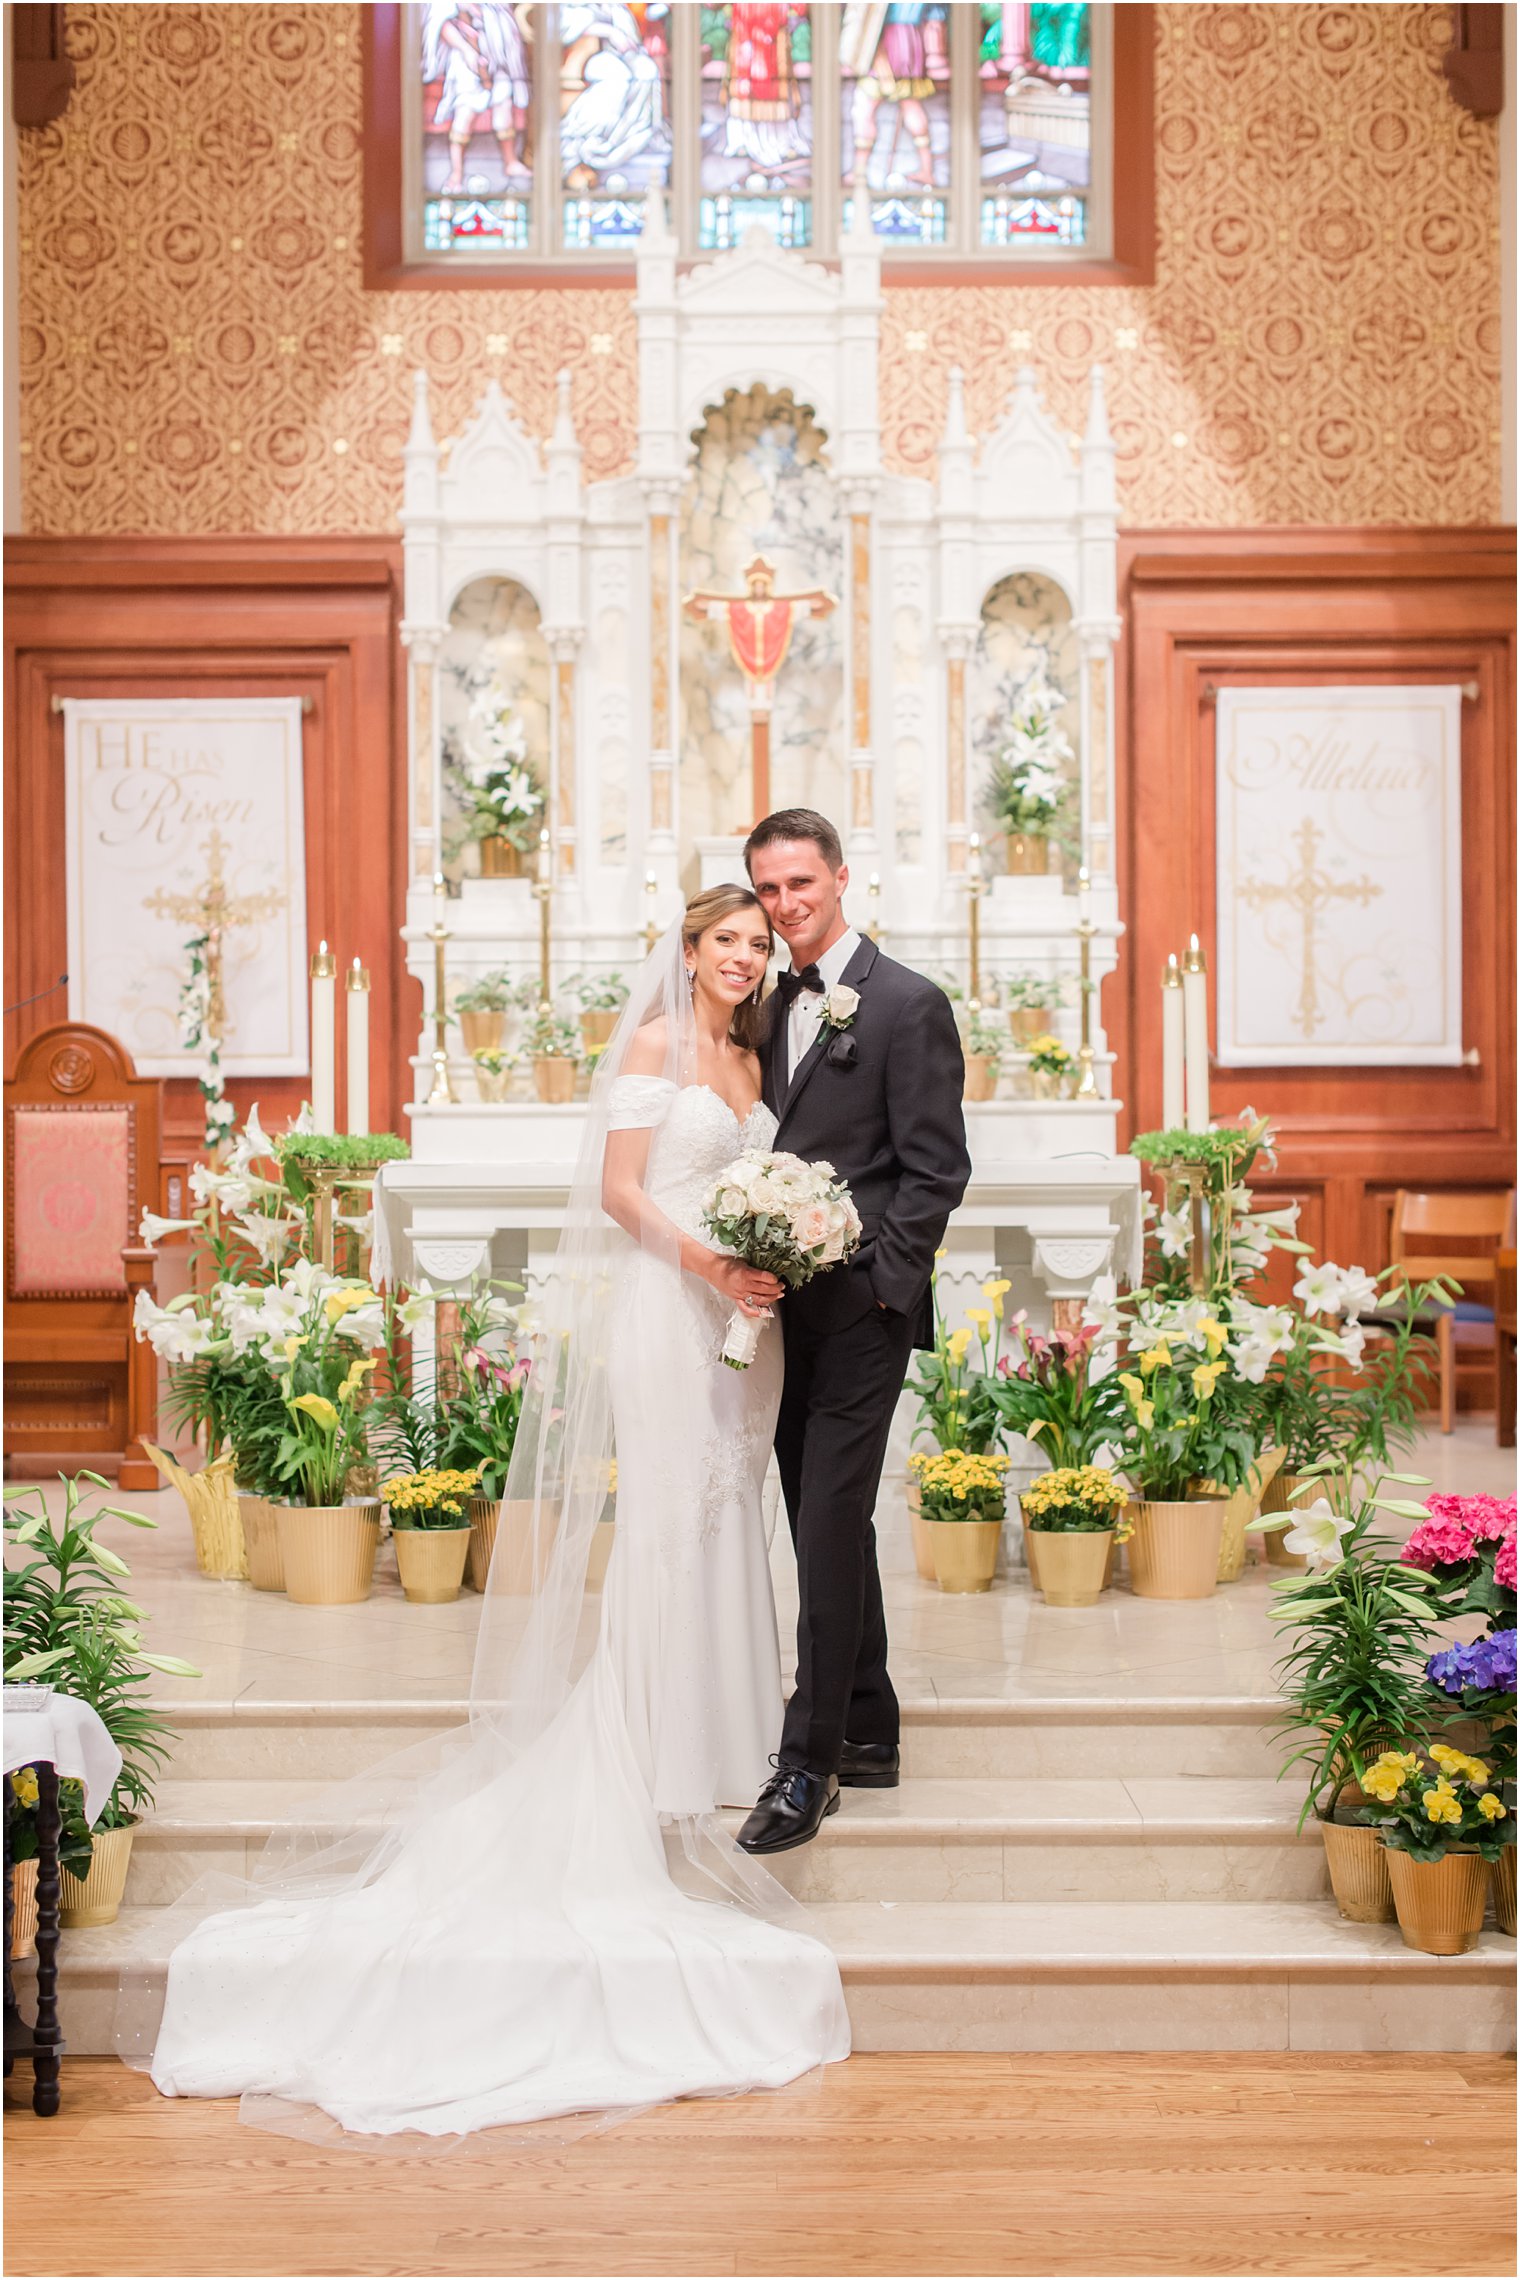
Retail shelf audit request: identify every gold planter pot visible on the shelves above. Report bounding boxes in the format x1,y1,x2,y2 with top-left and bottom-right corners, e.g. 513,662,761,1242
1126,1498,1225,1600
1005,832,1050,876
1026,1067,1068,1101
474,1065,510,1103
277,1502,381,1606
1321,1818,1395,1924
143,1443,247,1581
392,1524,471,1605
478,835,524,878
1490,1846,1515,1936
1196,1449,1285,1584
1387,1846,1491,1957
9,1857,39,1959
467,1497,562,1593
1257,1467,1310,1567
459,1009,506,1055
928,1516,1003,1595
241,1495,286,1593
1007,1007,1050,1043
1030,1527,1113,1608
963,1053,999,1104
59,1824,136,1930
906,1480,936,1583
1020,1519,1043,1591
534,1055,577,1104
580,1008,619,1052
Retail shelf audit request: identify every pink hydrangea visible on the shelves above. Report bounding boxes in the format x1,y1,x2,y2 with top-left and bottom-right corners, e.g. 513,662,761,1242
1403,1493,1517,1575
1497,1532,1517,1594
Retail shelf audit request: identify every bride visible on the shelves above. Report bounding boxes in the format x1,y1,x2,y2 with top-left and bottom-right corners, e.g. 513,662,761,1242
141,885,851,2138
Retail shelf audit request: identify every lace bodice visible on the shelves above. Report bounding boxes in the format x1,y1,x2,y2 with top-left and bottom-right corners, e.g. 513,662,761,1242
608,1078,776,1240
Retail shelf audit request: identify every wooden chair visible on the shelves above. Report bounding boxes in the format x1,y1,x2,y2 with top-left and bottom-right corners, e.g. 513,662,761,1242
1496,1249,1516,1450
4,1024,161,1489
1387,1190,1517,1434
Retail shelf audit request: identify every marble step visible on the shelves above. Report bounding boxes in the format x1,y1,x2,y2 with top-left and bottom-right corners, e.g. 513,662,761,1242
151,1693,1290,1784
22,1901,1514,2059
121,1775,1331,1908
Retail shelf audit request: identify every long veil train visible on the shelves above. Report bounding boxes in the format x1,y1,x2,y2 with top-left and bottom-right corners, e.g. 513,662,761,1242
117,919,849,2141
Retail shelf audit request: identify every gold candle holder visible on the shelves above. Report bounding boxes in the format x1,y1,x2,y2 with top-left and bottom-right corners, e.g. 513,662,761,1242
1158,1155,1210,1296
966,832,983,1010
1074,865,1099,1099
534,828,553,1011
866,872,885,944
427,870,454,1106
642,869,661,956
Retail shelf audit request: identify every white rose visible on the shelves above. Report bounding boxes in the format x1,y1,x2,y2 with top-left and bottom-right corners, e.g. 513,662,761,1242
819,1231,847,1264
749,1176,779,1212
792,1203,832,1249
717,1186,747,1218
825,987,859,1023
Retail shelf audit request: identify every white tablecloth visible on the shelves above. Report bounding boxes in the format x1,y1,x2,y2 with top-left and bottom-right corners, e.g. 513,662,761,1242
4,1688,121,1825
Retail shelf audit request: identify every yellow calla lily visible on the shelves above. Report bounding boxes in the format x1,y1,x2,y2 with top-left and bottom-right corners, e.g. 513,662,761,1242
325,1287,377,1323
1197,1318,1229,1358
946,1329,972,1365
338,1356,378,1403
1139,1344,1172,1375
1118,1371,1144,1402
290,1393,339,1432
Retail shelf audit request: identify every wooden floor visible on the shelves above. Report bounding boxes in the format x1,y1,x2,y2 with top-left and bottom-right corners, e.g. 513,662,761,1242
4,2054,1514,2279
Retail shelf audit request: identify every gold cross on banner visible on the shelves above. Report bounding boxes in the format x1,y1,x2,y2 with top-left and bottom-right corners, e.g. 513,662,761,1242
143,829,287,1043
1238,816,1381,1040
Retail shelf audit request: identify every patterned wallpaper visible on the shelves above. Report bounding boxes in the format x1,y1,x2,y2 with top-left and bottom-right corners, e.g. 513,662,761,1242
16,3,1502,534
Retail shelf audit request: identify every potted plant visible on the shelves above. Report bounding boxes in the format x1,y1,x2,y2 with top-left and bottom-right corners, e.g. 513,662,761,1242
5,1476,198,1928
1018,1466,1131,1607
962,1011,1005,1103
444,686,543,876
1113,1333,1255,1598
1361,1743,1512,1955
260,1275,386,1604
382,1468,480,1604
454,970,514,1056
985,672,1071,874
1022,1032,1073,1101
438,1323,540,1592
1425,1627,1517,1933
1000,970,1068,1044
990,1316,1123,1588
521,1006,583,1104
909,1448,1011,1594
1271,1484,1440,1922
906,1269,1009,1581
472,1047,512,1103
564,970,630,1053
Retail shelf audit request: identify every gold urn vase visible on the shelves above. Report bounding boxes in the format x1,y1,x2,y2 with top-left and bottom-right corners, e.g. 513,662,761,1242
1005,833,1050,876
478,836,524,878
392,1524,471,1605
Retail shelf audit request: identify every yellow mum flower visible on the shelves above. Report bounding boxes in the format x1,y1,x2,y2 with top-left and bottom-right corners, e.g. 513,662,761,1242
290,1393,339,1432
1478,1794,1506,1821
1139,1344,1172,1375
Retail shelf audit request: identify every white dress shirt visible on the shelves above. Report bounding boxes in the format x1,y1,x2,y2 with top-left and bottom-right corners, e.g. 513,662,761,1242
785,927,861,1087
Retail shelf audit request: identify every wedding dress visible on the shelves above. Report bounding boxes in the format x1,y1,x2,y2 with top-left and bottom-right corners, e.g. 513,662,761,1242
139,930,850,2140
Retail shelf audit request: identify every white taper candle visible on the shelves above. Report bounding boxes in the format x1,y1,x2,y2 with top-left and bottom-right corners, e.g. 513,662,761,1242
310,942,336,1133
1182,934,1210,1133
346,959,371,1137
1161,954,1185,1131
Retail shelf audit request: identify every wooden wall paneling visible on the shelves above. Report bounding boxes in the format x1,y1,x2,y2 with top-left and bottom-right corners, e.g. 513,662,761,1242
1117,528,1516,1279
3,540,411,1146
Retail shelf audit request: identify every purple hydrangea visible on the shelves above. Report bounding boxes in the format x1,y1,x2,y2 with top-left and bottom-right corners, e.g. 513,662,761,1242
1426,1629,1518,1698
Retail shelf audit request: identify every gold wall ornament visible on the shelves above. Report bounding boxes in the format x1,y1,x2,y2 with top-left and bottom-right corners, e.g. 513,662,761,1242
142,827,287,1044
1238,817,1382,1041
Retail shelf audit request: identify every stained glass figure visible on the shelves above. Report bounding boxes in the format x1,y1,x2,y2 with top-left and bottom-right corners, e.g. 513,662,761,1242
977,1,1090,248
421,1,535,254
840,3,952,246
698,4,814,252
559,2,673,250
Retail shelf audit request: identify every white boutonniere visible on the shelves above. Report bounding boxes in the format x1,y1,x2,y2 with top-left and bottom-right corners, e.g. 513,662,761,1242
817,985,860,1037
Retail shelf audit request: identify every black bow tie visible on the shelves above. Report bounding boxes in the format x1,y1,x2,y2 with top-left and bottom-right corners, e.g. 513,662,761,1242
777,964,824,1007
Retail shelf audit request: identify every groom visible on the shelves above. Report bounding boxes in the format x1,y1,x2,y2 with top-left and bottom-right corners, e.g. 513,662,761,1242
737,809,971,1854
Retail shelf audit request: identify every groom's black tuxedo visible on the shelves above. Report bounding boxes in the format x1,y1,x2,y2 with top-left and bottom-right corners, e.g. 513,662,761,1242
761,934,971,1777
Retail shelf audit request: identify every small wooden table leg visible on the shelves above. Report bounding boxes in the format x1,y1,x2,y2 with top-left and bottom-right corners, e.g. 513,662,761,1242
31,1765,63,2116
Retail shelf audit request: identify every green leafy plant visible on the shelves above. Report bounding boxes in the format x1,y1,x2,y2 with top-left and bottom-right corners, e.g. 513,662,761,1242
1112,1328,1256,1498
907,1267,1009,1456
276,1131,409,1176
990,1317,1123,1467
454,970,515,1015
999,970,1068,1014
965,1011,1006,1062
520,1007,583,1061
563,970,630,1013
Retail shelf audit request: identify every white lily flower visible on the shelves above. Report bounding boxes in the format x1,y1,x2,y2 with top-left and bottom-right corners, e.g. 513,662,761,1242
1292,1260,1345,1317
1158,1206,1192,1261
1228,1335,1276,1384
234,1210,298,1267
1332,1264,1380,1320
138,1210,197,1246
1281,1498,1353,1570
189,1162,256,1214
330,1303,386,1349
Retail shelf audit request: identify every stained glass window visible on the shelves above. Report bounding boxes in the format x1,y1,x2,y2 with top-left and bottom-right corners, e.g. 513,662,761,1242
559,3,673,251
421,1,537,255
977,3,1091,249
840,3,953,248
698,5,814,252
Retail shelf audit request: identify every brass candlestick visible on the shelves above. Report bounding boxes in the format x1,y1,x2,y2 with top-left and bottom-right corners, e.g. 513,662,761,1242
642,869,661,956
534,827,553,1011
1159,1156,1210,1296
427,871,455,1106
1074,865,1099,1099
966,832,984,1010
866,872,885,944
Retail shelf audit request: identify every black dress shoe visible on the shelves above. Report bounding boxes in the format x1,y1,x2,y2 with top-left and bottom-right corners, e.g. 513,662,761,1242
839,1740,899,1789
735,1761,841,1855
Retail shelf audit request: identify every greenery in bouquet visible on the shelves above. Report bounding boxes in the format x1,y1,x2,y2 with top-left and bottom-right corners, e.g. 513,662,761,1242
985,673,1072,842
454,970,516,1015
991,1314,1123,1467
4,1475,199,1862
1270,1483,1443,1827
1018,1465,1131,1538
1401,1492,1516,1632
1360,1744,1512,1864
1111,1319,1256,1499
381,1467,480,1531
908,1447,1010,1524
999,970,1069,1014
563,970,630,1013
444,686,543,854
908,1262,1011,1456
1023,1033,1072,1081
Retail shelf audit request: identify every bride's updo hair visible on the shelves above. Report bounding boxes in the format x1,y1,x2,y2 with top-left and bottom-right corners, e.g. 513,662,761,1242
683,883,774,1053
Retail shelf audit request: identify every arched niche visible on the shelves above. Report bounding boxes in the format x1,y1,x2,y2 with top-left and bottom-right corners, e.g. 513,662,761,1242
970,571,1081,878
678,384,844,877
439,576,552,882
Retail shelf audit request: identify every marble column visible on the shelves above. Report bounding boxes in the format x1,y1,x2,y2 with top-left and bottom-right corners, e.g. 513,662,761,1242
400,622,444,881
848,498,876,846
645,499,678,853
551,642,579,877
942,632,972,873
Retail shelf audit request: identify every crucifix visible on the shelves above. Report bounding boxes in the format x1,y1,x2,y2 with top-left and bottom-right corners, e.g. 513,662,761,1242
143,828,287,1044
683,556,837,827
1238,816,1381,1041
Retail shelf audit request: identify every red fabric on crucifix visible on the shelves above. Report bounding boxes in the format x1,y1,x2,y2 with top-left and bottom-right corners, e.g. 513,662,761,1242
727,595,798,688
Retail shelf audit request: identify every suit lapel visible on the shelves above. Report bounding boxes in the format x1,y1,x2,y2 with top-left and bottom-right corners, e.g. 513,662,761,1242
775,934,879,1142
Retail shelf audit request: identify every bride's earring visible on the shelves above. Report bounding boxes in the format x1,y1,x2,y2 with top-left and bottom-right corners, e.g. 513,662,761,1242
686,966,696,1000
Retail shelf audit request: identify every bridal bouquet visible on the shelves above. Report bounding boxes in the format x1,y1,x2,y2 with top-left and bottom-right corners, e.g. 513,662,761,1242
702,1149,863,1369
